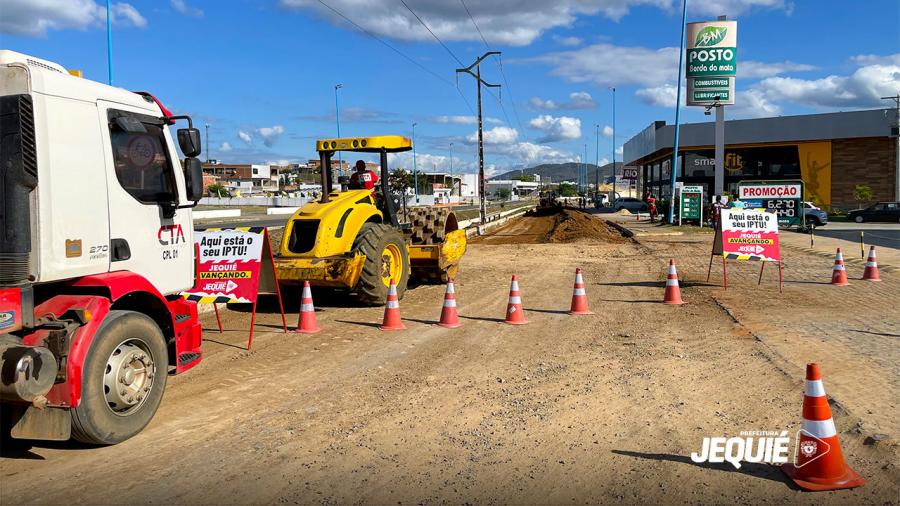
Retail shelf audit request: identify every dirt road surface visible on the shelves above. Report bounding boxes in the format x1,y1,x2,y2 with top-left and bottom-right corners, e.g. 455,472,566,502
3,210,898,504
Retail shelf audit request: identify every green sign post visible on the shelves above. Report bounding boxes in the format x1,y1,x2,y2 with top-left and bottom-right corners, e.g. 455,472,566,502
679,185,704,226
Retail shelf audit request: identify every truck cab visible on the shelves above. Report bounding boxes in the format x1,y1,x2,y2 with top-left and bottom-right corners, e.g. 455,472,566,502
0,50,205,444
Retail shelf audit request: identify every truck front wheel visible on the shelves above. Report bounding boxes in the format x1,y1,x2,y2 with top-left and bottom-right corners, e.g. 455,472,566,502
71,310,168,445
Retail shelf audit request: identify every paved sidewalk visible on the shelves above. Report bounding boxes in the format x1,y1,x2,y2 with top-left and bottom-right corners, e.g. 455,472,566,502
603,214,899,270
600,213,900,437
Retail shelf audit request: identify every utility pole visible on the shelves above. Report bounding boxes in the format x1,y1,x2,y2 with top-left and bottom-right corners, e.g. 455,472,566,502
584,144,588,196
457,51,501,224
882,95,900,201
334,84,343,176
205,123,210,163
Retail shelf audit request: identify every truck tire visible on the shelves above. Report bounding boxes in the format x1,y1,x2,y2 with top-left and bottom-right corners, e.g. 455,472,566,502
71,310,168,445
353,223,410,306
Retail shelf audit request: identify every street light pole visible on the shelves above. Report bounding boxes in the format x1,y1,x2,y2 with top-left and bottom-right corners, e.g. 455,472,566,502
412,122,419,203
449,142,454,198
106,0,113,85
610,87,617,203
205,123,210,163
595,124,600,201
334,84,343,176
668,0,689,225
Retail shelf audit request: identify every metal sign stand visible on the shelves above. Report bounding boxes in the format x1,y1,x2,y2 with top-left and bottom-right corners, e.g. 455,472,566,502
706,219,783,293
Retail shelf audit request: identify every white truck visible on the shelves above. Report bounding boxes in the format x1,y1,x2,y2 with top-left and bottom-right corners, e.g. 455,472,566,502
0,50,205,444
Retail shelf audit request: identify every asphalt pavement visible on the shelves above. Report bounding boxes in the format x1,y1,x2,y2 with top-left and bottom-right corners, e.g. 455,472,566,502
811,221,900,250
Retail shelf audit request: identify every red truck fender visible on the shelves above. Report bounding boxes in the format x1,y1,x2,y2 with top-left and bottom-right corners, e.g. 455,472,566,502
20,272,202,408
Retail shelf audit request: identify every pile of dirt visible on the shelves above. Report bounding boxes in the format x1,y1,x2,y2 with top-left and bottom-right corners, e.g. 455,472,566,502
548,209,627,244
474,208,626,245
614,208,633,215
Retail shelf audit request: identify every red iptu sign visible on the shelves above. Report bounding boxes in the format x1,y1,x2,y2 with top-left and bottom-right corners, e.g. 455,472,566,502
720,208,781,262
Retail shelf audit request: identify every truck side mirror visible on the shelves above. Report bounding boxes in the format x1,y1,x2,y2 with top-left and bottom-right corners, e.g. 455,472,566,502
184,157,204,202
177,127,202,158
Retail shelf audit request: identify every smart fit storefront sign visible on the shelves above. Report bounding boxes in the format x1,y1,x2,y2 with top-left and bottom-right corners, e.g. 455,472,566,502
686,20,737,106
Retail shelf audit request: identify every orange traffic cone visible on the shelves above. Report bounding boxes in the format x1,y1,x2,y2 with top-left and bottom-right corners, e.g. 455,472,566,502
831,248,849,286
862,246,881,282
569,268,594,315
294,280,321,334
663,259,684,305
503,275,528,325
438,278,462,328
379,279,406,331
782,363,865,491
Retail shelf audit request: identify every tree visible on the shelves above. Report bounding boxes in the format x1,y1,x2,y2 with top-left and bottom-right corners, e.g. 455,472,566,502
558,182,577,197
511,174,535,182
497,187,511,200
853,184,873,209
389,168,412,194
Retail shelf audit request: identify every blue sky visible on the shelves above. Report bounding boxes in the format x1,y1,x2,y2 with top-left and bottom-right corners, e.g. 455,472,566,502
1,0,898,174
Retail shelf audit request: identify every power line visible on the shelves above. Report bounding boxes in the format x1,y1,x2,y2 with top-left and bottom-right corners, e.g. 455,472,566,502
459,0,525,133
399,0,465,67
315,0,475,115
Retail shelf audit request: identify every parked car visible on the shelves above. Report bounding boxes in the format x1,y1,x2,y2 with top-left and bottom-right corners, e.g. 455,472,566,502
803,201,828,227
847,202,900,223
613,197,649,213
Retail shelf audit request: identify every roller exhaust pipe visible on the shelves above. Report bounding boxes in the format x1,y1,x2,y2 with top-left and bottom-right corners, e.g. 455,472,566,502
0,344,58,403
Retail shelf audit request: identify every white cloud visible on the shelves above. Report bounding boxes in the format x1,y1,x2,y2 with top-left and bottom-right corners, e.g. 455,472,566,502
238,130,253,144
171,0,203,17
111,3,146,27
498,142,578,166
728,88,782,119
257,125,285,147
466,126,519,145
851,53,900,66
635,84,684,108
432,115,502,125
529,97,558,110
615,146,623,157
525,43,679,87
280,0,786,46
530,91,597,110
0,0,146,36
218,142,233,152
552,34,583,46
754,63,900,109
528,114,582,142
602,125,614,138
739,60,816,79
599,157,611,166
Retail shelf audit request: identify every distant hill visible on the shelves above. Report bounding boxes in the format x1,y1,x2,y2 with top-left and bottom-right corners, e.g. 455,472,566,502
491,162,623,183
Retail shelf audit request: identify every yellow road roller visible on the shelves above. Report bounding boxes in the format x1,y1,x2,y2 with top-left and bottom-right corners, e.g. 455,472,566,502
274,136,466,305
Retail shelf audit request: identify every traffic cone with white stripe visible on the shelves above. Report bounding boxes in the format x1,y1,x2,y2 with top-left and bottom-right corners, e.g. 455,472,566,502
663,259,684,305
862,246,881,282
503,275,528,325
569,268,594,315
831,248,849,286
782,363,865,491
379,279,406,331
438,278,462,328
294,281,321,334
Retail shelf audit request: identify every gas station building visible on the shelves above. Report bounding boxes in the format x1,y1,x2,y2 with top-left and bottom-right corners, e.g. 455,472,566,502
622,108,898,209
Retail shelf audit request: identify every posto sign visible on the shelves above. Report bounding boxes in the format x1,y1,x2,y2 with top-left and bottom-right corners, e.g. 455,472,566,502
686,20,737,106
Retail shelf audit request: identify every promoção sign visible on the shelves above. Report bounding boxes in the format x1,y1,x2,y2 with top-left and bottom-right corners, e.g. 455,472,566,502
738,181,804,228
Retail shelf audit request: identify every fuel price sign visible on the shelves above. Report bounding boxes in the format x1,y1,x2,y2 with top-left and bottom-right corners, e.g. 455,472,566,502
737,180,804,228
